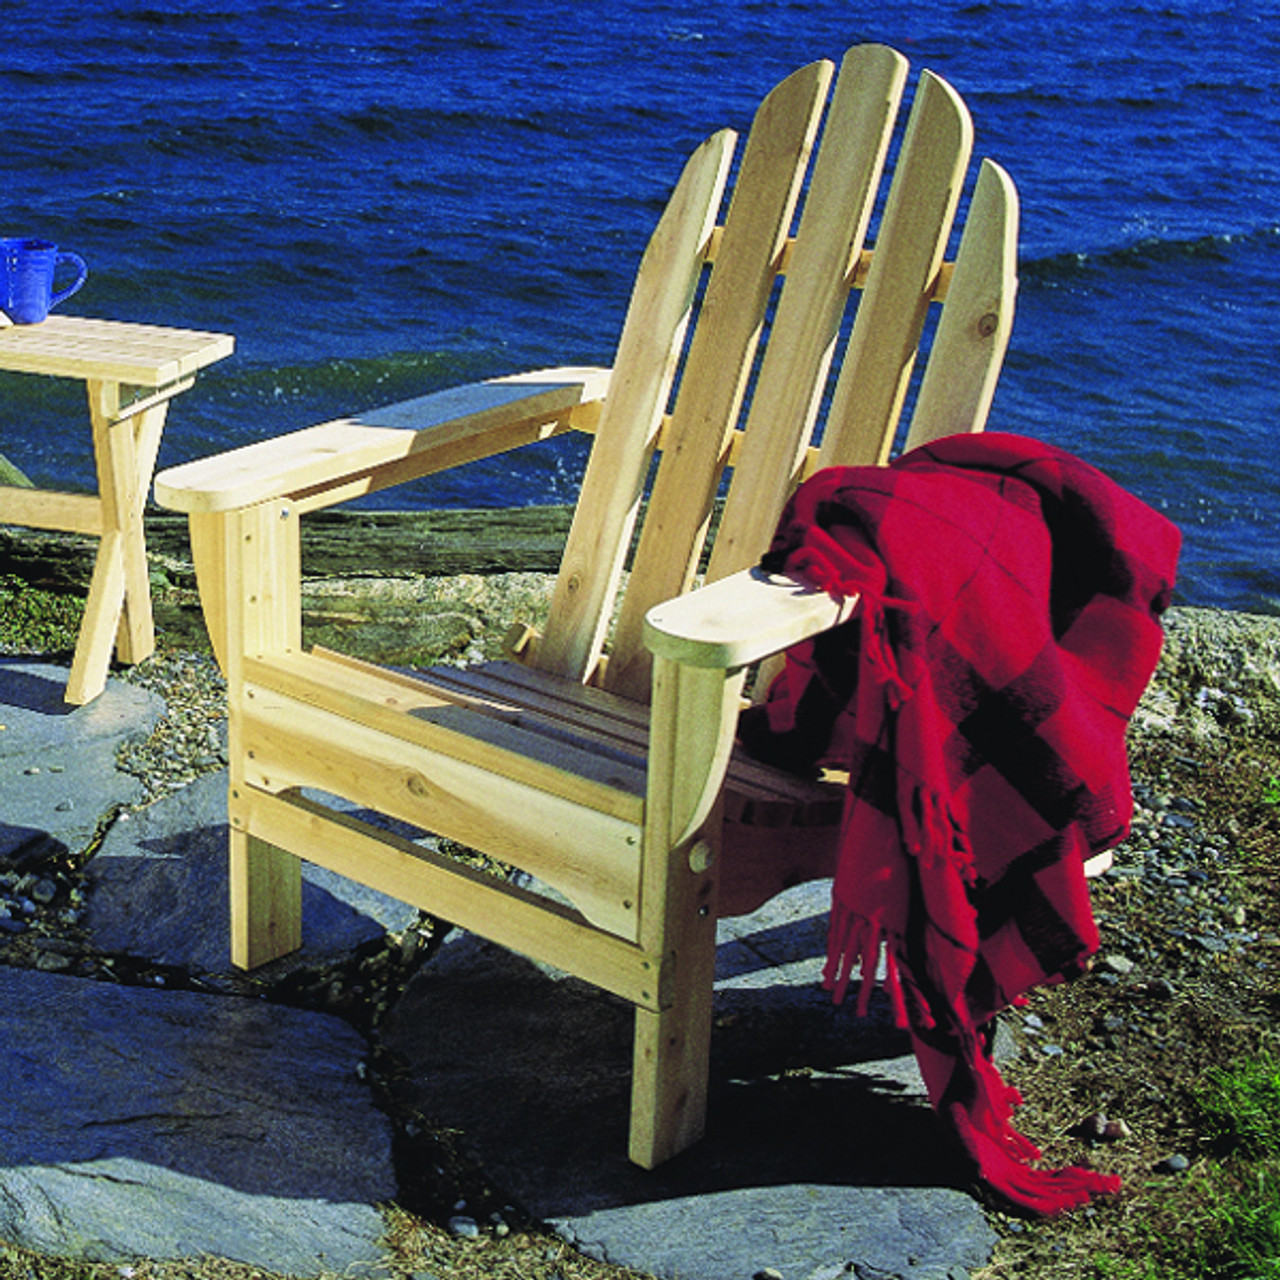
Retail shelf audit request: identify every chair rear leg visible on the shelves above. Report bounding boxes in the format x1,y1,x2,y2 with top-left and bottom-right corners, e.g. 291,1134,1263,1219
229,824,302,970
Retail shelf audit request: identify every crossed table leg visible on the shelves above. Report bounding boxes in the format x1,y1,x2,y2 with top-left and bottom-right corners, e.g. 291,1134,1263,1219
0,314,234,704
64,380,182,704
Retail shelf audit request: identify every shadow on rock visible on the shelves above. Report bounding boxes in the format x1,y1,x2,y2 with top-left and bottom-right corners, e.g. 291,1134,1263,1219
382,925,974,1224
0,659,75,717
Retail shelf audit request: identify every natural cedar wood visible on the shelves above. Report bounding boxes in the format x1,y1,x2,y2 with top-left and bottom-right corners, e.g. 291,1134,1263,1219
704,46,909,587
536,130,737,683
155,368,610,514
601,60,834,701
153,45,1019,1168
0,315,231,384
0,317,232,702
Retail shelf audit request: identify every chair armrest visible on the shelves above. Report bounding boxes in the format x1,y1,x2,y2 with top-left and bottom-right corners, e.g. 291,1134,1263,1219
643,566,859,670
153,365,611,515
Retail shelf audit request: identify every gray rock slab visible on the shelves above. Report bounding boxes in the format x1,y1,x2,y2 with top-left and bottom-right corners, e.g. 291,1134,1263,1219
84,770,419,977
0,966,396,1274
563,1184,994,1280
382,882,995,1280
0,660,164,861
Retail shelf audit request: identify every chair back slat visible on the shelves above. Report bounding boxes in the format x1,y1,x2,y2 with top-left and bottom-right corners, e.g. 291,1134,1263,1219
903,158,1019,449
603,59,834,699
705,44,909,587
817,69,973,468
535,128,736,682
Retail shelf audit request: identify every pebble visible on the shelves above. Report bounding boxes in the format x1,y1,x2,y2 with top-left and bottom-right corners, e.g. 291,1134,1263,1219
1156,1153,1190,1174
447,1216,480,1239
30,878,58,906
1079,1112,1109,1141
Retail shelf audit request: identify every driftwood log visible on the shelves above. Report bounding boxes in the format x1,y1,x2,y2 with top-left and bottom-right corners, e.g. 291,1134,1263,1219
4,504,1278,752
0,506,577,591
0,506,580,663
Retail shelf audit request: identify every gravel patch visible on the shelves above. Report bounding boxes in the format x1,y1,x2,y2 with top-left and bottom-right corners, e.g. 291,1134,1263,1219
117,649,228,804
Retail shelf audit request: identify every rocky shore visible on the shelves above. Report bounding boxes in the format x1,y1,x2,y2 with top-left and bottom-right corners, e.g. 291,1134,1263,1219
1,508,1278,1280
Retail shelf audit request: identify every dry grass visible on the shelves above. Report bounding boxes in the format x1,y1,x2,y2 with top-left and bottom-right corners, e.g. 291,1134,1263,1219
975,734,1280,1279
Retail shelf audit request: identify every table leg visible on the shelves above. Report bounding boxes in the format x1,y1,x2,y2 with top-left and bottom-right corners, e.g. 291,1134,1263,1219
64,382,169,704
115,395,169,663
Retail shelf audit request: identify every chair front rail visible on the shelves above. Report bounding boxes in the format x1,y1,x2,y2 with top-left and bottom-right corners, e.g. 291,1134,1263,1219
236,787,666,1010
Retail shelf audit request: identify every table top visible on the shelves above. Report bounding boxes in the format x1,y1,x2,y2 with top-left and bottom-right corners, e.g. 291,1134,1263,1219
0,315,234,387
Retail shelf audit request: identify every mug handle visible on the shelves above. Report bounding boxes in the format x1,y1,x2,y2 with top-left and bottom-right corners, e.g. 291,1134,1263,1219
50,251,88,308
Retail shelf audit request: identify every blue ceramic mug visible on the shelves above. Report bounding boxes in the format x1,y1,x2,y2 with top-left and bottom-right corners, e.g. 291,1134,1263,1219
0,238,88,324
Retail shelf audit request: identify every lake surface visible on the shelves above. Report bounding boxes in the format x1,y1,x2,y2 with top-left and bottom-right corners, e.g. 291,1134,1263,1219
3,0,1277,613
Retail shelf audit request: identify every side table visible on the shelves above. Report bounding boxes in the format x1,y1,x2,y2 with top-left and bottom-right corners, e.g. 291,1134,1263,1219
0,315,234,703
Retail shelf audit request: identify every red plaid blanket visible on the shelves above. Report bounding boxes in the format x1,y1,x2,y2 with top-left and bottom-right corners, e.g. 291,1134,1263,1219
738,432,1180,1213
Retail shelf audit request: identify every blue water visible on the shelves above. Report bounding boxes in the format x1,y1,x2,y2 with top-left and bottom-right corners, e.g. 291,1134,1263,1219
2,1,1277,614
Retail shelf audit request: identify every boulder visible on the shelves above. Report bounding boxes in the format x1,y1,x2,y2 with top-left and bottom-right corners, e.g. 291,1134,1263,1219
0,967,396,1274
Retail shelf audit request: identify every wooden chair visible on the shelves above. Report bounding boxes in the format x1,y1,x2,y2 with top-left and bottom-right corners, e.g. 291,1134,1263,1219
154,44,1018,1169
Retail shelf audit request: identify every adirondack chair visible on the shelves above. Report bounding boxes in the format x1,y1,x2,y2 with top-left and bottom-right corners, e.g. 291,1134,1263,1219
153,43,1019,1170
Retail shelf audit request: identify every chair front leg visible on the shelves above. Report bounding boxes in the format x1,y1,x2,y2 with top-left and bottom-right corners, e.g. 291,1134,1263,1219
629,656,745,1168
191,501,305,970
228,823,303,969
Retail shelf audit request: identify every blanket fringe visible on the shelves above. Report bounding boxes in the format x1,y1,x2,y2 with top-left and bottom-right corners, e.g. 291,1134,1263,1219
901,782,976,883
828,902,1122,1215
949,1101,1122,1214
932,1028,1121,1214
822,904,911,1027
861,599,913,709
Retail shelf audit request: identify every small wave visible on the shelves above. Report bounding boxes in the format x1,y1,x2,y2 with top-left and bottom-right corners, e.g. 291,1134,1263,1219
1021,225,1278,280
969,86,1072,108
329,103,538,143
142,114,326,164
221,349,512,413
2,65,107,88
322,100,609,148
108,6,247,28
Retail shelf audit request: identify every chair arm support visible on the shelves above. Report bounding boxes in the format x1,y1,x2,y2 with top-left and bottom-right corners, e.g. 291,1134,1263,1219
153,366,611,515
643,566,859,671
